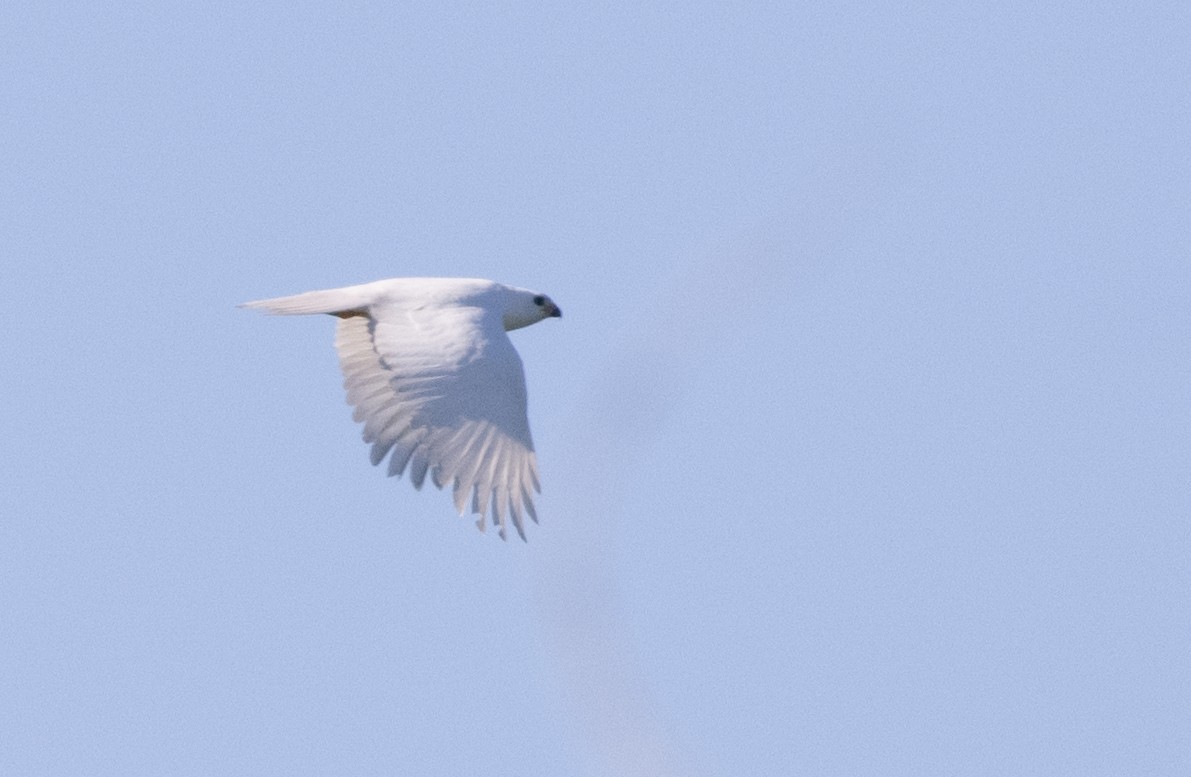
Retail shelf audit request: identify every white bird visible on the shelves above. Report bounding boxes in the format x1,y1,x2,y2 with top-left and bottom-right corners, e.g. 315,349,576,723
242,277,561,540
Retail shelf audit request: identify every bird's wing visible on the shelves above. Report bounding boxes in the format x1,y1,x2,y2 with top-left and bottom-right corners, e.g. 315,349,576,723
336,303,540,540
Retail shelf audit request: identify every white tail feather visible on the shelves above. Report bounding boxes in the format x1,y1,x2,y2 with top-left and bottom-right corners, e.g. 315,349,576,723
240,282,384,316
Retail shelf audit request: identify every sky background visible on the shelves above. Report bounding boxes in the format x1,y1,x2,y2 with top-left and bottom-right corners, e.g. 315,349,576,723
2,2,1189,775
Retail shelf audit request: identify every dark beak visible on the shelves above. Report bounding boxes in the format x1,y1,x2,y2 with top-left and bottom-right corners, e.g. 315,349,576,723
548,304,562,318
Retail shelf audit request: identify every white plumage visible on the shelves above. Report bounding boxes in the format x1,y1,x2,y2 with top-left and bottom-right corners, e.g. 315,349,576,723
242,277,561,540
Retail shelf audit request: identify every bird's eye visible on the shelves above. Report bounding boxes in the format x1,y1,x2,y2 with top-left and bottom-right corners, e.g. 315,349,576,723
532,295,545,306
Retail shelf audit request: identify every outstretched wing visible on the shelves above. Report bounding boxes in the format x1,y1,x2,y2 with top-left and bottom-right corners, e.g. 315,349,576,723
335,303,540,539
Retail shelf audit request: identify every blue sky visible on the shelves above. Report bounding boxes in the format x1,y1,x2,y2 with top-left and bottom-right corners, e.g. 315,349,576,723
2,2,1188,775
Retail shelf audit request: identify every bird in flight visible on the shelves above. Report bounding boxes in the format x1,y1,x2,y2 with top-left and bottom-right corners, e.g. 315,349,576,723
242,277,561,540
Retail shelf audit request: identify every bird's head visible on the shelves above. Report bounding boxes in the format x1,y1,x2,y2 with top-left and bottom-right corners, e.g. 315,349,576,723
503,288,562,331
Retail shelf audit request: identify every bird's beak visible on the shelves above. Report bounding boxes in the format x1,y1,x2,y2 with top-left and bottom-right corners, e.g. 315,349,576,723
548,303,562,318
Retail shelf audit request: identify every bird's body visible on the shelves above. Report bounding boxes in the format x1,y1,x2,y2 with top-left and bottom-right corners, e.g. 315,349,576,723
242,277,561,540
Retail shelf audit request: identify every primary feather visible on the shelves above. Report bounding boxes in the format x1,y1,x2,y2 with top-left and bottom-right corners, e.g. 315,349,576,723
241,277,561,540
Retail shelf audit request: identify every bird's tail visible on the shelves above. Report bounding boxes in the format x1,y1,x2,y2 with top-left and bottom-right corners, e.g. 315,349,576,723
239,283,380,316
